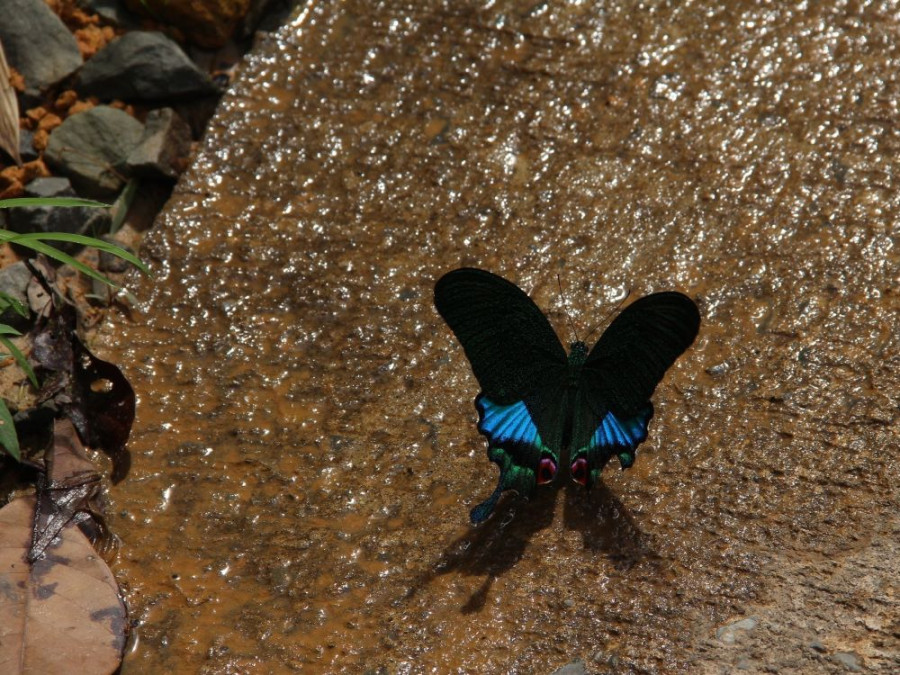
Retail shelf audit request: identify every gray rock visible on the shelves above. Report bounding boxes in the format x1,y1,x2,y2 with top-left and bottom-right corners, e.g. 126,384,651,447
75,0,141,28
77,32,219,102
0,261,34,320
18,129,39,163
833,652,862,671
0,0,82,98
23,176,73,199
715,616,759,644
126,107,193,179
44,106,144,198
5,177,112,248
550,659,588,675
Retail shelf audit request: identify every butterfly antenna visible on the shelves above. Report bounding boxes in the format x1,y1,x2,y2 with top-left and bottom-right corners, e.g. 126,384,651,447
583,286,633,344
557,273,580,343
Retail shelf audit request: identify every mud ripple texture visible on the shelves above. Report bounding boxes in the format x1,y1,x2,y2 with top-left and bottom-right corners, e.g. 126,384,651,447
99,1,899,673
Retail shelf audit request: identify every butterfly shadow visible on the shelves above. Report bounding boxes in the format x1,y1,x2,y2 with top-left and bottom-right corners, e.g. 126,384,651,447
410,488,557,614
561,481,660,571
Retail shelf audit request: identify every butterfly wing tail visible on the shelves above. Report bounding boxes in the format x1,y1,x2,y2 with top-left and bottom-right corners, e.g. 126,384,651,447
470,480,503,524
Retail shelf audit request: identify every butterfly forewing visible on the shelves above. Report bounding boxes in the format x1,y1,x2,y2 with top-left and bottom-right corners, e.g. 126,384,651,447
583,292,700,418
434,268,567,403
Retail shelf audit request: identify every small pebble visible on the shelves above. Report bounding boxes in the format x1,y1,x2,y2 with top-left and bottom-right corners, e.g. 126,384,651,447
550,659,588,675
705,361,731,376
716,616,759,644
809,639,827,653
833,652,862,671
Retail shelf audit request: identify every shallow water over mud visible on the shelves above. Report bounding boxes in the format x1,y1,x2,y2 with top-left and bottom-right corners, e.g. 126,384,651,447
99,1,898,672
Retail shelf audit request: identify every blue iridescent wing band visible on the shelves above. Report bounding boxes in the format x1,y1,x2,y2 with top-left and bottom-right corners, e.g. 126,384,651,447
593,405,653,465
477,397,541,447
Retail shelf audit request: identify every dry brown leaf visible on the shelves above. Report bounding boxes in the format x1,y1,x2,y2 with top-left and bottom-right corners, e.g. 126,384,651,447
0,497,126,674
0,37,21,166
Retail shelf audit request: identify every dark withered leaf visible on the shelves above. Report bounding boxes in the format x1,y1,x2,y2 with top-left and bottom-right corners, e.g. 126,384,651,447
69,336,134,483
30,292,135,482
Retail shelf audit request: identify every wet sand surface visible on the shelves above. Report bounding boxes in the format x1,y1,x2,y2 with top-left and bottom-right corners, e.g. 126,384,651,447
98,1,898,672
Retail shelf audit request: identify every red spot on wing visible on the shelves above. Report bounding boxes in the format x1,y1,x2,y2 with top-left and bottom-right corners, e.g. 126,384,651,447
570,458,588,486
537,457,557,485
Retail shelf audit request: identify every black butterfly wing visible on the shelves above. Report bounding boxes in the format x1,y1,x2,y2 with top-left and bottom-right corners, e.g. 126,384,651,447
434,268,569,523
569,292,700,488
434,268,567,403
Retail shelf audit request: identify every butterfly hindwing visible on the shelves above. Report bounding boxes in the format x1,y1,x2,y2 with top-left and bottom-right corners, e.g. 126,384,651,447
569,396,654,489
470,395,555,522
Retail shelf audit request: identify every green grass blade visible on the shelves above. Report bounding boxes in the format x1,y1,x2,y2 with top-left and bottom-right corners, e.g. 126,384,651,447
110,179,139,233
9,238,120,288
0,398,20,462
0,291,28,318
0,197,109,209
0,334,37,388
0,231,149,276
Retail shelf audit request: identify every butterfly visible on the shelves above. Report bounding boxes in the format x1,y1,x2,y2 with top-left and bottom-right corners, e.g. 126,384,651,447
434,267,701,524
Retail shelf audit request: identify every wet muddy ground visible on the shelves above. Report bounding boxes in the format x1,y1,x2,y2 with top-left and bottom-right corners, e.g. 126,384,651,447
96,1,897,672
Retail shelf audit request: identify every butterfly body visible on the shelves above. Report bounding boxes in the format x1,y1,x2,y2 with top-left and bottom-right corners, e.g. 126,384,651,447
434,268,699,524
